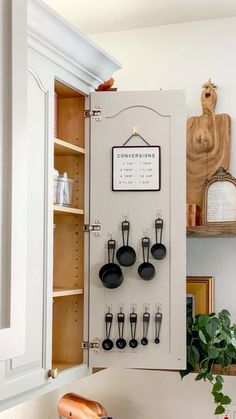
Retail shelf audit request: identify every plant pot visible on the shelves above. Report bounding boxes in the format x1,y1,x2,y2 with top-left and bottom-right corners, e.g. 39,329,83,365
211,364,236,376
194,364,236,376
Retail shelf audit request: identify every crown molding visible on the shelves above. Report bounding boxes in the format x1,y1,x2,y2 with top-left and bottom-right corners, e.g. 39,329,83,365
28,0,121,89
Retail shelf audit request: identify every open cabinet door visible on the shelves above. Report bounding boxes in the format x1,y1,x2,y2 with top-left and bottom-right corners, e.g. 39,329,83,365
88,91,186,369
0,0,27,360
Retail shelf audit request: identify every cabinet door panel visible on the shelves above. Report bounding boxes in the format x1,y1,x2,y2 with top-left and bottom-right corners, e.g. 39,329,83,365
0,0,27,360
11,69,47,369
0,67,51,401
89,91,186,369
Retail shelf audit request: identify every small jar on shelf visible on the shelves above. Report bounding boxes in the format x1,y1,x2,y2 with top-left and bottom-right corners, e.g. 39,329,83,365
54,171,74,207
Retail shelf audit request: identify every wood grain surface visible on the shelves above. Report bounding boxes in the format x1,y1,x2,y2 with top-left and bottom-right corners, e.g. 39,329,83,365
187,80,231,208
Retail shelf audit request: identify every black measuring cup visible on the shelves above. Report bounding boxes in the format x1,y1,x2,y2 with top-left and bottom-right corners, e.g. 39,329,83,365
99,239,123,289
138,237,156,280
151,218,167,260
116,221,136,267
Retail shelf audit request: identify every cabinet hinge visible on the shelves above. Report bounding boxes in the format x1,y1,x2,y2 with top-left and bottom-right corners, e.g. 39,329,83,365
84,108,102,119
83,223,101,233
82,341,100,349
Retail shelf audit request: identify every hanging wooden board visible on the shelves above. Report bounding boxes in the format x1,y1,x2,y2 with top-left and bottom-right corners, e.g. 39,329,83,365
187,80,231,208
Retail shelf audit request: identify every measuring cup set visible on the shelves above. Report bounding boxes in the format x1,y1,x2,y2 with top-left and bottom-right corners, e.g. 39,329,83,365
99,218,167,289
102,309,163,351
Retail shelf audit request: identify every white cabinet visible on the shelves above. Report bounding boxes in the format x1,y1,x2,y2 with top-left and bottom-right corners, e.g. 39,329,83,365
0,0,186,410
89,91,186,369
0,0,27,361
0,0,121,409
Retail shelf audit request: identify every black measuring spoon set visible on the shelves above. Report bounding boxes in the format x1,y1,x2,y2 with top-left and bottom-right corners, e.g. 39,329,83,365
101,308,163,351
99,218,167,288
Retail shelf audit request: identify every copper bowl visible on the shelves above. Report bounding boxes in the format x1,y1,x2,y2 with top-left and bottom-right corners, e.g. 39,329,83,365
58,393,111,419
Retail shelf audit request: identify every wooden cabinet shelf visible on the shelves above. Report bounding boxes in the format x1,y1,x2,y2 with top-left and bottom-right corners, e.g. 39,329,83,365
187,224,236,238
54,138,85,156
53,288,84,298
53,205,84,215
52,81,85,374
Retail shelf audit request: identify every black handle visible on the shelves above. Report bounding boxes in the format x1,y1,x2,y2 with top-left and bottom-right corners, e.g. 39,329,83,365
105,312,113,339
142,237,150,263
117,311,125,339
121,221,130,246
155,312,163,344
142,312,150,340
130,312,137,340
107,239,116,263
155,218,163,244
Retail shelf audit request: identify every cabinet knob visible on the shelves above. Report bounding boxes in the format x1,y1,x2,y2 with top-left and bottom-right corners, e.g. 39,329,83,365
48,368,59,379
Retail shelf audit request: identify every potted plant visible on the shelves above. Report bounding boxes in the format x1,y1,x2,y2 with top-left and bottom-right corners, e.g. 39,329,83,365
180,309,236,415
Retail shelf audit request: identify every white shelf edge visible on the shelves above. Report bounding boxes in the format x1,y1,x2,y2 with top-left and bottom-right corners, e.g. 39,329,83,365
53,205,84,215
53,288,84,298
54,138,85,155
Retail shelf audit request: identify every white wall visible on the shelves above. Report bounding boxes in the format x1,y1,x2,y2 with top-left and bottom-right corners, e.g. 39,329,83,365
92,17,236,321
2,16,236,419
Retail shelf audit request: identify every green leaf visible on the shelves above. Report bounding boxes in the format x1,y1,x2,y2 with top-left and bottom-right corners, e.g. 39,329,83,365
222,354,232,368
217,352,225,365
220,309,231,317
179,369,191,379
209,312,216,317
187,345,200,367
222,317,231,328
200,358,209,370
222,327,232,338
206,372,213,381
218,339,227,348
215,405,225,415
213,382,223,392
214,392,223,403
198,315,209,328
212,317,221,327
206,320,218,338
199,330,207,344
226,344,236,357
208,348,220,359
221,395,231,405
195,371,205,381
216,375,224,384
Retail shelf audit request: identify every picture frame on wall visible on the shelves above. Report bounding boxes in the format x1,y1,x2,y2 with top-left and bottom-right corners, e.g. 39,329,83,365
202,167,236,224
186,276,214,318
112,145,161,191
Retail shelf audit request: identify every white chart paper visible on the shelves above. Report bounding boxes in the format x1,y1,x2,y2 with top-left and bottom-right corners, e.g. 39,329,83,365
207,180,236,222
112,146,160,191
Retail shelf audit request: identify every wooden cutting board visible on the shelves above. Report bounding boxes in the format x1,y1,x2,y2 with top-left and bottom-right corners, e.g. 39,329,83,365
187,80,231,208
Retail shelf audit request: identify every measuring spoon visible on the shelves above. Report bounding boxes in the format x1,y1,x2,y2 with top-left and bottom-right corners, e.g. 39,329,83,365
116,311,126,349
102,312,114,351
129,312,138,348
141,311,150,346
154,311,163,344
